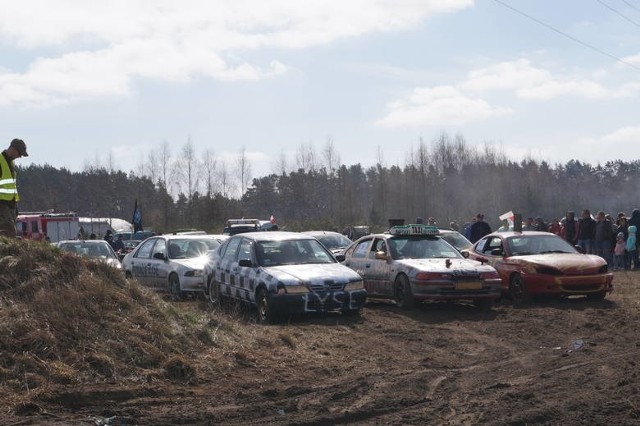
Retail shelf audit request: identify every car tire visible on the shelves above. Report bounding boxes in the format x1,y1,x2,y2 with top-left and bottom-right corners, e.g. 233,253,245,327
509,274,529,306
169,273,183,301
256,288,279,324
125,271,132,279
394,275,415,309
207,275,220,306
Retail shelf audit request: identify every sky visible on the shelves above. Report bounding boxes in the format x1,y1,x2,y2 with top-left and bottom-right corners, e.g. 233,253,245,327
2,0,640,180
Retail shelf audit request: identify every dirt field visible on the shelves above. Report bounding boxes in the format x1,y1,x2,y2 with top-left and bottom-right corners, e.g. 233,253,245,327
5,270,640,425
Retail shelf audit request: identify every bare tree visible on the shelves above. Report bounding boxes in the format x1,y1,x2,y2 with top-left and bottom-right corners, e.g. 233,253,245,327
217,159,232,198
295,142,317,172
322,136,341,173
202,149,218,196
236,146,252,197
174,138,200,200
272,149,289,176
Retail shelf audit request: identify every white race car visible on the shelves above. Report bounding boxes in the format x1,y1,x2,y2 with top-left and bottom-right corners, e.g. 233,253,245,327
122,234,222,299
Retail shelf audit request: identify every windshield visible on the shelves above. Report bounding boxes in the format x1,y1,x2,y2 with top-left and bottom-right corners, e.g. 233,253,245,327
388,236,463,260
507,235,577,255
316,234,352,250
59,242,118,260
440,232,472,251
257,239,335,266
168,238,221,259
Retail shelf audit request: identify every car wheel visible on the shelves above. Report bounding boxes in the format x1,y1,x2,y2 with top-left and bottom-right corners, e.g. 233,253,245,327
125,271,132,279
509,274,529,306
587,291,607,301
394,275,415,309
474,299,494,310
256,288,278,324
169,273,182,301
206,275,218,305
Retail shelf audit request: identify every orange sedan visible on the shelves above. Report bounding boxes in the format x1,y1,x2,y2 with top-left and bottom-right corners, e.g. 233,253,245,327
465,231,613,304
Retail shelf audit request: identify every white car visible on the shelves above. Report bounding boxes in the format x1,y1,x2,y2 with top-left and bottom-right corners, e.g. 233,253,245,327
121,234,222,299
208,231,367,323
57,239,122,270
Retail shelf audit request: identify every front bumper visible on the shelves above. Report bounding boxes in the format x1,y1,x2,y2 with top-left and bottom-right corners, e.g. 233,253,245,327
268,289,367,314
522,272,614,296
409,278,502,301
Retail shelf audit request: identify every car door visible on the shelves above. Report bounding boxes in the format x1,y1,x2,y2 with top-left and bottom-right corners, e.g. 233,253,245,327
216,237,242,299
344,238,375,294
148,238,168,290
129,237,157,287
367,238,393,296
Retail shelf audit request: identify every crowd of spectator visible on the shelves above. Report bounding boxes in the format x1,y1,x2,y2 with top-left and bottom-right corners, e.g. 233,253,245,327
459,209,640,270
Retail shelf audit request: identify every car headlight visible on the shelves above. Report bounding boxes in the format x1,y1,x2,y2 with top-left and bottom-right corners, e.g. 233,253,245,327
184,270,204,277
344,280,364,290
284,284,310,294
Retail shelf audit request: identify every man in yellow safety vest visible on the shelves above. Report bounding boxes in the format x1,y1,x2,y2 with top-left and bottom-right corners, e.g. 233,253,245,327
0,138,28,238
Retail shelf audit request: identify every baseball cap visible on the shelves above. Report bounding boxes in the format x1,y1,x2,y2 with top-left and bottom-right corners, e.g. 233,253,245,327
10,139,28,157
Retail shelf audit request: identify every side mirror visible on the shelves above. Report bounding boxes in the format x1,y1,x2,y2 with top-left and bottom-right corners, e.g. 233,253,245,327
153,252,166,260
574,245,585,254
335,254,346,262
461,251,470,259
238,259,253,267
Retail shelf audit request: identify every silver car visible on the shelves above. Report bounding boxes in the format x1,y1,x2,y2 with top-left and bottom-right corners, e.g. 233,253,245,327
57,239,122,270
121,234,222,299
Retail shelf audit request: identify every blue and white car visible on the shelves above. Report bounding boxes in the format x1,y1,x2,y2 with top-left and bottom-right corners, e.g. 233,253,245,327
208,231,367,323
121,234,222,299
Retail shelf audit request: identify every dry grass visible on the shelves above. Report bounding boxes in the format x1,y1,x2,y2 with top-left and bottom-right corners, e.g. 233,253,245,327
0,237,222,407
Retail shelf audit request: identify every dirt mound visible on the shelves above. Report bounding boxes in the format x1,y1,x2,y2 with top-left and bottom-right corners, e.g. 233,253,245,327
0,238,216,416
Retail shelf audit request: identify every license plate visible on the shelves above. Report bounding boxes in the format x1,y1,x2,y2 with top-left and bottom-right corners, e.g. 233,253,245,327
455,282,482,290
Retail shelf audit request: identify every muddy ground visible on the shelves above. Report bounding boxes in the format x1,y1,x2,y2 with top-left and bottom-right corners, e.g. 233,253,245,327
5,271,640,425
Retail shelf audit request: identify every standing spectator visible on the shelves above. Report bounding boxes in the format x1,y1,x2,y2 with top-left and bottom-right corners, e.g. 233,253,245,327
594,211,613,265
0,138,28,238
614,232,626,270
561,211,579,244
534,217,547,232
547,217,562,235
626,225,638,269
615,212,629,239
449,221,460,232
522,217,536,231
463,216,476,240
577,209,596,254
628,209,640,268
470,213,492,243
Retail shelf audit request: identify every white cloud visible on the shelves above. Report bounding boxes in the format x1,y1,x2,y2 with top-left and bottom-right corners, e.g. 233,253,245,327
0,0,474,106
462,59,610,100
375,86,512,127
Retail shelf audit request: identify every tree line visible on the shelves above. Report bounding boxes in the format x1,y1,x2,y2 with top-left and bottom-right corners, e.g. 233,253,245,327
17,133,640,234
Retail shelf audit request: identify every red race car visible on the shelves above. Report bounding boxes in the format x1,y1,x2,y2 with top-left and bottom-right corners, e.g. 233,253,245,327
465,231,613,304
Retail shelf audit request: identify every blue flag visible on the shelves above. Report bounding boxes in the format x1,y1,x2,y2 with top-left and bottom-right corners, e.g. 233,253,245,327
132,199,143,233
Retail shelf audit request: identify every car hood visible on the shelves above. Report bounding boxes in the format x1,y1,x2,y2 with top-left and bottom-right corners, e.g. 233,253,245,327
509,253,606,272
267,263,362,285
397,258,496,273
173,257,208,270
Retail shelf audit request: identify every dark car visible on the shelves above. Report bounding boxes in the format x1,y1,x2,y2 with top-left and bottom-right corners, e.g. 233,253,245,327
208,231,366,323
465,231,614,304
302,230,352,256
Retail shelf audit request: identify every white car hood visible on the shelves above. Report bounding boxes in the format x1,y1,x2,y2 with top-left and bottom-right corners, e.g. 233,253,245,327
266,263,361,285
397,258,495,273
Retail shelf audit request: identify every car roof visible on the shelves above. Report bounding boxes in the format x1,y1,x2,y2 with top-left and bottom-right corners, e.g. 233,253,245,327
155,234,221,240
229,231,317,242
58,239,109,244
488,231,556,238
302,230,345,236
